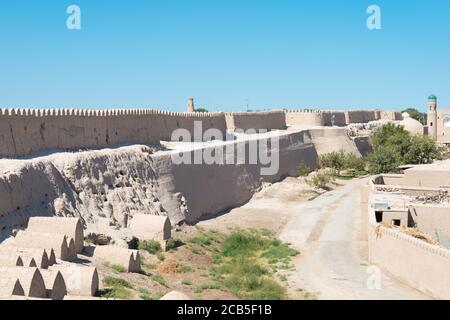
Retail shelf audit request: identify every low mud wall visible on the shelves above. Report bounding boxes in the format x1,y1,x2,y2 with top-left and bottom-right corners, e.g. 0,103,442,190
368,207,450,299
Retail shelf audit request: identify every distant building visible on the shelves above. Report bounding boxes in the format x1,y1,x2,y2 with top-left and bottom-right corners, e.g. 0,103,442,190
426,95,450,142
187,97,195,113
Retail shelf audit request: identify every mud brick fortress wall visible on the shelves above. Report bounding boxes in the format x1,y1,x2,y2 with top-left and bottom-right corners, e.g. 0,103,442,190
0,108,402,158
0,109,227,158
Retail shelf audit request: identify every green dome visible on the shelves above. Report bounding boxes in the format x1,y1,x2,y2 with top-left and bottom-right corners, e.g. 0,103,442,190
428,94,437,101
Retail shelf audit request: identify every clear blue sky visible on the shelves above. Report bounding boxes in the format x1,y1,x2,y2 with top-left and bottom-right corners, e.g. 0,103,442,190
0,0,449,112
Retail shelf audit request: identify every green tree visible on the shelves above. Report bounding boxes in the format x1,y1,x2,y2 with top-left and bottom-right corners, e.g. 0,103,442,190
403,136,442,164
367,146,402,174
370,123,411,159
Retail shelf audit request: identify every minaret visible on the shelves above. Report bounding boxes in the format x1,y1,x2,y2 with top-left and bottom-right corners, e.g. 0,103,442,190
187,97,195,113
427,94,438,139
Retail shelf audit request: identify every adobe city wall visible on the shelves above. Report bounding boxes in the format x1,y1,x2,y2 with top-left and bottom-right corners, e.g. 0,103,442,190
0,108,402,159
285,110,325,126
0,109,227,158
226,111,286,131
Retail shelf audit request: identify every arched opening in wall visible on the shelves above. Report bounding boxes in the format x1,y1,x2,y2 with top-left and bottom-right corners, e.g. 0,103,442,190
430,122,433,127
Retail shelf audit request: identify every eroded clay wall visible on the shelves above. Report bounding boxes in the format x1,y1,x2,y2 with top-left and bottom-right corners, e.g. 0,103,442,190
0,127,361,236
226,111,286,131
0,109,227,158
285,110,325,126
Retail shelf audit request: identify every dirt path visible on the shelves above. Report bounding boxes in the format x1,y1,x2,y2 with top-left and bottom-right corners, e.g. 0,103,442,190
280,177,429,300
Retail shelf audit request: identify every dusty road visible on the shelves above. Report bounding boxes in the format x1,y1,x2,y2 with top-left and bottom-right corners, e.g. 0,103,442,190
280,177,428,300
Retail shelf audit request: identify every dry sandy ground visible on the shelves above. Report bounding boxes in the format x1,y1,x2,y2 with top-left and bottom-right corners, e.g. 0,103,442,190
198,177,317,234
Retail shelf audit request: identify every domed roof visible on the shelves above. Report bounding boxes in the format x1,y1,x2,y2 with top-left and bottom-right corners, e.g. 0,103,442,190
428,94,437,101
400,115,424,136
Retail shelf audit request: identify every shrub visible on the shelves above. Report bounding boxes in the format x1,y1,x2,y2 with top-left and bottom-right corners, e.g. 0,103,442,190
319,151,366,173
111,264,126,273
307,171,336,189
139,240,162,254
298,162,312,177
182,279,193,286
344,153,366,172
319,151,346,171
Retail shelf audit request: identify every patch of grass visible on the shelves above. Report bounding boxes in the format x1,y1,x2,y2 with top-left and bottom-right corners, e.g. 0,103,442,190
261,239,299,264
103,276,133,289
138,288,151,300
182,279,193,286
195,225,205,232
186,230,222,249
188,244,202,255
179,265,193,273
98,287,132,300
111,264,126,273
208,229,298,300
194,283,222,294
156,252,165,261
152,291,165,300
100,276,133,300
278,274,288,282
139,240,162,254
150,274,167,287
221,229,268,257
143,263,158,270
303,292,319,300
166,238,184,251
